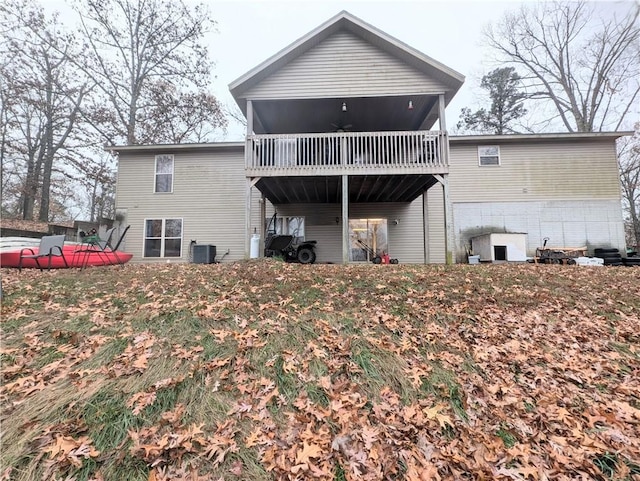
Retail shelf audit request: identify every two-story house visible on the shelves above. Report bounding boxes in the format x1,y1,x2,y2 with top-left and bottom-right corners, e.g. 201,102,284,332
112,11,627,264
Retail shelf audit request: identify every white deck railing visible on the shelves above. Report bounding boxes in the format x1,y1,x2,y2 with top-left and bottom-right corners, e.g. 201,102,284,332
246,130,447,173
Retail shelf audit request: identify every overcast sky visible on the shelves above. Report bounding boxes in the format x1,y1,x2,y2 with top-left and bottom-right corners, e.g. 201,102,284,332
208,0,525,139
45,0,634,140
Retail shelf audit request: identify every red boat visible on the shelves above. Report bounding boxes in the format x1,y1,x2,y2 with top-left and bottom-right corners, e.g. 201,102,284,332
0,239,133,269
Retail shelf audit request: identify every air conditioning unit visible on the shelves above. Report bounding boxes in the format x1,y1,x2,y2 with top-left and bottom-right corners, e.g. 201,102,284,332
192,244,216,264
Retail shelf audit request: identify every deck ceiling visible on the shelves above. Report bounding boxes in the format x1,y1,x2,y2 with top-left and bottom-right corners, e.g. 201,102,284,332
252,95,439,134
256,174,438,204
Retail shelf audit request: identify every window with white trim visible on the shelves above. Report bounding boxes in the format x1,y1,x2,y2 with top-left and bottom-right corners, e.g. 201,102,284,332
478,146,500,166
144,218,182,257
155,154,174,192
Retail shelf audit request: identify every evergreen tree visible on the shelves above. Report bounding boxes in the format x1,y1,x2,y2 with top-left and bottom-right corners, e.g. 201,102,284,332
457,67,527,134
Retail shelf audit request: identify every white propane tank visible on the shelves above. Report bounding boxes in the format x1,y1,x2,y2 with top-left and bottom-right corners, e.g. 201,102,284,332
250,233,260,258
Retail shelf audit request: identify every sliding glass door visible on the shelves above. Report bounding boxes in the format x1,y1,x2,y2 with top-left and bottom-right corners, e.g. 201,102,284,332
348,218,388,262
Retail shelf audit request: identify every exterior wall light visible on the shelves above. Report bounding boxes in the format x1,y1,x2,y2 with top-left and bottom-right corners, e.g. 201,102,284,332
342,102,347,112
408,100,413,110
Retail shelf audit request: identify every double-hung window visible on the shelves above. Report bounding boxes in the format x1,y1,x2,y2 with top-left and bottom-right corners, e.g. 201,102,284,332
478,146,500,166
155,154,174,192
144,218,182,257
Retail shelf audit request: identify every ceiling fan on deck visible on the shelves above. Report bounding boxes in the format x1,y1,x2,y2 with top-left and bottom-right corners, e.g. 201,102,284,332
331,121,353,132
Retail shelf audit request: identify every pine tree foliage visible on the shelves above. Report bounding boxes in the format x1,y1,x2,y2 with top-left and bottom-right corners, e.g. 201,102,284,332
457,67,527,134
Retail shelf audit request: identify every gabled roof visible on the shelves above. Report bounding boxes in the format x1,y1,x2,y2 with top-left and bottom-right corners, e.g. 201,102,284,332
229,10,465,101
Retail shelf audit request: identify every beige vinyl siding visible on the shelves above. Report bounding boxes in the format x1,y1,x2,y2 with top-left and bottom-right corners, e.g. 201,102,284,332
426,186,446,264
351,203,424,264
273,200,436,264
116,147,259,263
449,138,624,260
449,139,621,203
272,203,341,263
243,31,448,100
308,226,343,264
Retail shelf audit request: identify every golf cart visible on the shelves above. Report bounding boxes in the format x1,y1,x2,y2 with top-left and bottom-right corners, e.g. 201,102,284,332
264,213,317,264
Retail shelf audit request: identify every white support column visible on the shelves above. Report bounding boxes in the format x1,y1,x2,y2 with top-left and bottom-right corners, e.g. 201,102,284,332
245,177,260,259
246,100,254,135
438,94,450,167
245,177,253,259
423,190,430,264
245,100,254,169
437,94,453,264
259,194,266,257
434,174,454,265
342,175,349,264
438,94,447,131
245,102,256,260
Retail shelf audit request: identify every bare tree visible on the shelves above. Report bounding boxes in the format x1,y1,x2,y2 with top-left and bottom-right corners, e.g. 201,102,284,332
140,80,227,143
224,102,248,129
63,148,116,222
0,52,17,214
618,124,640,250
483,1,640,132
74,0,226,145
0,0,90,221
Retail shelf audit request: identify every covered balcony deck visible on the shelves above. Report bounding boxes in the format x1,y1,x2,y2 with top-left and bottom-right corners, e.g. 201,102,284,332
246,130,448,177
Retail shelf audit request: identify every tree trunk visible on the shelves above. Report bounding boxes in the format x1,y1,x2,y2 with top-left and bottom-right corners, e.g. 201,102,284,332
38,151,53,221
38,64,54,222
90,177,98,222
21,158,36,220
629,198,640,249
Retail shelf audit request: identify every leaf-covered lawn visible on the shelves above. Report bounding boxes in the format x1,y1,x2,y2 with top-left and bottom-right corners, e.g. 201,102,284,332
1,261,639,481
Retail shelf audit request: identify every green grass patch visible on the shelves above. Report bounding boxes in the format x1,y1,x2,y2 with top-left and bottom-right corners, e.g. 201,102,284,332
334,461,347,481
273,354,299,401
291,286,324,305
99,454,148,481
83,337,129,369
593,452,619,478
420,363,468,421
200,334,238,361
32,346,65,369
82,388,142,452
1,351,17,366
228,448,270,480
305,382,330,407
349,339,417,404
609,342,639,359
496,425,518,448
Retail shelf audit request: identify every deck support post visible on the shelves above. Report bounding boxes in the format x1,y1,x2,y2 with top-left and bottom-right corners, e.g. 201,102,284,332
342,174,349,264
245,177,260,259
435,95,453,264
245,101,258,260
423,190,430,264
259,194,266,258
438,94,450,167
438,94,447,132
246,100,253,135
434,174,454,265
245,100,254,169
